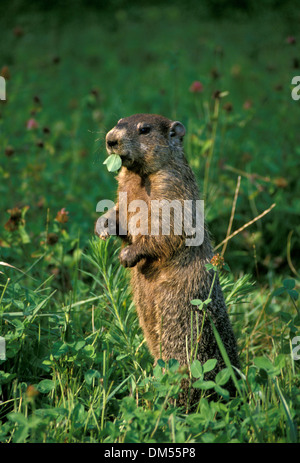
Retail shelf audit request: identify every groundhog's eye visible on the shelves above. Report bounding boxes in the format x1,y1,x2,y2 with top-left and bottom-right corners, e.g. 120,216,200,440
138,125,151,135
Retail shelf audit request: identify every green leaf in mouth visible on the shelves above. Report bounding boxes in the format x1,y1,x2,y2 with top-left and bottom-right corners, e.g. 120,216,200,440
103,154,122,172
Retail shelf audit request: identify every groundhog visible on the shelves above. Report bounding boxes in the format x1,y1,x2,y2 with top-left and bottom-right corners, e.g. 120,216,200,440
96,113,240,409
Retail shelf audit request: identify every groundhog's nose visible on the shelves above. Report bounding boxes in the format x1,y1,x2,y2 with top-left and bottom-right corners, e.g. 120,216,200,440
106,129,120,151
106,138,118,149
106,127,126,152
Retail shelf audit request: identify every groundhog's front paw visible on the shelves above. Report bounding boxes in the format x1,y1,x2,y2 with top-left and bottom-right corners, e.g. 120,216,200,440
99,230,110,240
95,216,113,240
95,222,110,240
119,246,140,268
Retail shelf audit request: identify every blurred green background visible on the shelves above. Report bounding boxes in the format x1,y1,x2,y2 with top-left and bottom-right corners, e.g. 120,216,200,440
1,0,300,279
1,0,300,444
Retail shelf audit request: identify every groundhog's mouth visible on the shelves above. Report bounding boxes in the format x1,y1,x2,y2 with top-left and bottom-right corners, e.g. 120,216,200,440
118,151,134,166
105,149,134,168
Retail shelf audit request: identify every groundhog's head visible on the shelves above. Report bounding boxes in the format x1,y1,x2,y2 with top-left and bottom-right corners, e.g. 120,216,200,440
105,114,186,175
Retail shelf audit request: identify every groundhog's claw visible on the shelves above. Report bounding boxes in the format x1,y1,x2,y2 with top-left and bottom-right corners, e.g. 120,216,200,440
99,230,110,240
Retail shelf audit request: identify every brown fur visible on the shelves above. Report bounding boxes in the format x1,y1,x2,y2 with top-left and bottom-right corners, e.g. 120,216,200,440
96,114,240,408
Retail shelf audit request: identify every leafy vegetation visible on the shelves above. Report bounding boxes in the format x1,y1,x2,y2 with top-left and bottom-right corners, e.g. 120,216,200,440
0,2,299,443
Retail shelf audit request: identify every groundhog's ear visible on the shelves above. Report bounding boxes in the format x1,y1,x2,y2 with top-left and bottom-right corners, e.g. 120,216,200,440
169,121,186,140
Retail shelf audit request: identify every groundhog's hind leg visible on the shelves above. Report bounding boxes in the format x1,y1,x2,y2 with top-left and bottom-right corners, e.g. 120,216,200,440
131,277,162,360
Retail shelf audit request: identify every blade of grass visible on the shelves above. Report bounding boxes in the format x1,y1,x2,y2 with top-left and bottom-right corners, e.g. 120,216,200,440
214,203,276,252
273,378,298,443
221,175,241,257
287,231,300,278
208,315,263,443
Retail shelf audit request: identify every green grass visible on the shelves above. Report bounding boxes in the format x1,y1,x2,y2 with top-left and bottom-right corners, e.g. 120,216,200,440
0,2,300,443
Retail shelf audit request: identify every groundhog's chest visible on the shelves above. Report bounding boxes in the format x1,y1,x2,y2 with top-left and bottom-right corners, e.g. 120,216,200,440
117,170,150,202
117,170,151,238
